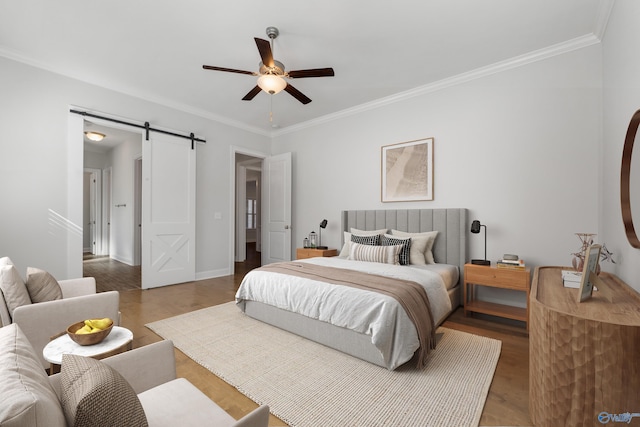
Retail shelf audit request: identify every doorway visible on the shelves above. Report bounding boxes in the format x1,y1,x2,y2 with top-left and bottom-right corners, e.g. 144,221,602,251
233,151,265,273
82,121,142,286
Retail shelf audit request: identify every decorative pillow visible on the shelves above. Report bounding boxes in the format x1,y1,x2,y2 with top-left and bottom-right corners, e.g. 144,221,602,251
351,233,381,246
61,354,149,427
348,242,403,265
0,256,14,267
338,229,389,257
0,264,32,317
390,230,439,264
0,324,67,426
25,267,63,303
350,228,388,236
381,234,411,265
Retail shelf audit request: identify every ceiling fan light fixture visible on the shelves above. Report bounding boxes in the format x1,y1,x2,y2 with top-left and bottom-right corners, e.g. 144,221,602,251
84,131,106,142
257,74,287,95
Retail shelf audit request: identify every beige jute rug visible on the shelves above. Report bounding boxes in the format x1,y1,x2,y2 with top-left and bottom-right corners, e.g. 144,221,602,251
147,302,501,427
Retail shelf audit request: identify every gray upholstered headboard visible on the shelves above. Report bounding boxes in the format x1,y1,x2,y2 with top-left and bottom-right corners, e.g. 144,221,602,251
341,209,468,275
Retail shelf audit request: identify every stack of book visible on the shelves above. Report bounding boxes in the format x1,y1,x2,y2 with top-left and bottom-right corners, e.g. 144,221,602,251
496,258,526,270
561,270,582,288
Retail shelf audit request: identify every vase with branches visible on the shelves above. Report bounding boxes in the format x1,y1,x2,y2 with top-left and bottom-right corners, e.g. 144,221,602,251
571,233,615,271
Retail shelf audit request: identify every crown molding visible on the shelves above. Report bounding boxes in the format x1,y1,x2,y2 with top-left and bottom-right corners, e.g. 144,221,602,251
273,33,602,137
0,47,270,137
1,26,608,141
594,0,615,41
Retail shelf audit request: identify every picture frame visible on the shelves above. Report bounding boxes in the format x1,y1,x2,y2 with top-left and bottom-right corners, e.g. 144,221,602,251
381,137,434,202
577,244,602,302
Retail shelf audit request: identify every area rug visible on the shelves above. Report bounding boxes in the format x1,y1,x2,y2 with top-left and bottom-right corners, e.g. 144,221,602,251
146,302,501,427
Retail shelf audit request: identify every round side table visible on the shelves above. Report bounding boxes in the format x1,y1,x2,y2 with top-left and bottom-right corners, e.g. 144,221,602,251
43,326,133,374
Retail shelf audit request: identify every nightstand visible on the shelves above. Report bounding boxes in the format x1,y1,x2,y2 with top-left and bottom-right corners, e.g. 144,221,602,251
296,248,338,260
463,263,531,329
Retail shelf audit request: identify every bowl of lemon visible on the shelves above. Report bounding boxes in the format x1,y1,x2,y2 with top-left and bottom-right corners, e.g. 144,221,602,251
67,318,114,346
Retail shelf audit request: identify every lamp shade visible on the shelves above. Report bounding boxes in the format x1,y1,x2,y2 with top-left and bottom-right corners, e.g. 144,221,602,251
84,131,105,142
257,74,287,94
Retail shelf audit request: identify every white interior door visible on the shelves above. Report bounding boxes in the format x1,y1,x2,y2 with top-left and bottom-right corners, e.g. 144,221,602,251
141,132,196,289
102,168,111,256
262,152,291,264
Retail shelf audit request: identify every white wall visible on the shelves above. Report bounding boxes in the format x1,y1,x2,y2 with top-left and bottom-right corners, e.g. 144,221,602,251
0,56,269,280
272,45,603,306
602,0,640,291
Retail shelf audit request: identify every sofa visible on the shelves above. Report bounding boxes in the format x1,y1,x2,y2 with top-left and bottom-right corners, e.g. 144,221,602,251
0,257,120,370
0,323,270,427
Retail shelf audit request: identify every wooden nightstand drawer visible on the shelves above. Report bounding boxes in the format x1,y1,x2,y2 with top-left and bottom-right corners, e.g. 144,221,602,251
463,263,531,330
296,248,338,260
464,265,529,290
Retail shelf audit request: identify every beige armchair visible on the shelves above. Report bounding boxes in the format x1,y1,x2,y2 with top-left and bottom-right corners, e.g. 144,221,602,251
0,324,270,427
1,276,120,370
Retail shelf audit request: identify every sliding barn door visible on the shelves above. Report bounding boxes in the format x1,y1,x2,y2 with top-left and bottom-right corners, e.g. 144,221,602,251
262,152,292,265
141,133,196,289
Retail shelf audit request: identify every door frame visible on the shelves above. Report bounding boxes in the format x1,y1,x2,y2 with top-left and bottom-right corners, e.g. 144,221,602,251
133,157,142,266
102,167,112,256
229,146,268,275
83,168,102,255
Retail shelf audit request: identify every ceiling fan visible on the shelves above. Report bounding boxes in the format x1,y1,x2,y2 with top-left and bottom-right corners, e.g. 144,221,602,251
202,27,334,105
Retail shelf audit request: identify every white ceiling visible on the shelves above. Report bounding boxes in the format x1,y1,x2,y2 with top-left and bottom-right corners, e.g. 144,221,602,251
0,1,611,135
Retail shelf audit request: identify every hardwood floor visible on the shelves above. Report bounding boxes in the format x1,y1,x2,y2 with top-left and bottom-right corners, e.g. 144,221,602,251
90,247,531,426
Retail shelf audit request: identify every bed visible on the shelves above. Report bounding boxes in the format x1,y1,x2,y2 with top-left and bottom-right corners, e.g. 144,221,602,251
236,208,467,370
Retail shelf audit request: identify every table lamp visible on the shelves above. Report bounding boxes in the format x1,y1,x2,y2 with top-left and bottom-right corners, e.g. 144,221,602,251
317,219,328,249
470,220,490,266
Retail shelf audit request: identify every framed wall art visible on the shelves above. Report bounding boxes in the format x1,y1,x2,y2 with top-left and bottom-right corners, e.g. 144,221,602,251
381,137,433,202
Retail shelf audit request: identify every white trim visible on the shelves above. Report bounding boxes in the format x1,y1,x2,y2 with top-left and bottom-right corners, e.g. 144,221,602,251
195,268,231,281
84,168,102,255
67,112,84,279
594,0,615,41
273,34,602,136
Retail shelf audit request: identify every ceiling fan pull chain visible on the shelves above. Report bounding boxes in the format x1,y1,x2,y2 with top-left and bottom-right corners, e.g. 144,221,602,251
269,96,273,122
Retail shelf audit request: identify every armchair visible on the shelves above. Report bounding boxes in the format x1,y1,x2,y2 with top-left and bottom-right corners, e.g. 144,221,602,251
1,324,269,427
2,276,120,370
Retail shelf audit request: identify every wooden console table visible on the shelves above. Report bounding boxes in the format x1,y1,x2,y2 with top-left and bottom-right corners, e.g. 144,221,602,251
529,266,640,426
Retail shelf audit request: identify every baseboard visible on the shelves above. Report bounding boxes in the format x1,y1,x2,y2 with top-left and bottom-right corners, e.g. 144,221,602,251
110,254,134,266
196,268,230,281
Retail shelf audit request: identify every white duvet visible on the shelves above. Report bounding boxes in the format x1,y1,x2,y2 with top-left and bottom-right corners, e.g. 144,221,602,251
235,257,452,370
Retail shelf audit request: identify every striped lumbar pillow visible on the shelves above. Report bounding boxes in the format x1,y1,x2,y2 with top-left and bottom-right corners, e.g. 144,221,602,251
348,242,403,265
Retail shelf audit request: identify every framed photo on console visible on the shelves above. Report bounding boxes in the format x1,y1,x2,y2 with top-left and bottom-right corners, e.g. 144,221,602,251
381,137,434,202
577,244,602,302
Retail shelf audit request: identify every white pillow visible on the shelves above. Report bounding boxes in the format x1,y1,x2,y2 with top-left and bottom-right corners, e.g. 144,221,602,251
350,228,388,236
0,264,32,317
339,229,388,257
0,324,67,426
348,242,403,265
390,230,439,264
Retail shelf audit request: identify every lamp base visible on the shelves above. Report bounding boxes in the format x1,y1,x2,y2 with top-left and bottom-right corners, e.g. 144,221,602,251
316,246,328,250
471,259,491,266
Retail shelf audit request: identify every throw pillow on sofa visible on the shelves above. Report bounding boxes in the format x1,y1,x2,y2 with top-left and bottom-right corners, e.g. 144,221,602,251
0,263,31,317
61,354,148,427
0,324,67,426
25,267,63,303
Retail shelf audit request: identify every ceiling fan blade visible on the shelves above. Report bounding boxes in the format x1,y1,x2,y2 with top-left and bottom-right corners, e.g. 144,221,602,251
242,85,262,101
288,68,335,79
254,38,274,68
284,83,312,105
202,65,255,76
